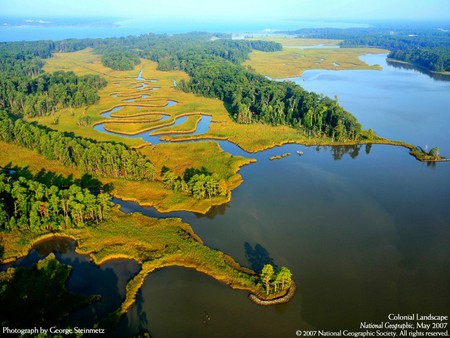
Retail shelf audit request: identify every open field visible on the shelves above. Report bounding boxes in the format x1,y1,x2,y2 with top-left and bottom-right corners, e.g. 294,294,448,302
151,115,203,135
244,47,388,79
103,119,169,135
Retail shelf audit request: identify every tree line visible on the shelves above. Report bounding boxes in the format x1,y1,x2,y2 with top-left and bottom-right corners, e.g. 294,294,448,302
0,71,107,117
0,111,156,181
0,173,110,231
178,59,361,140
101,48,141,71
162,166,228,199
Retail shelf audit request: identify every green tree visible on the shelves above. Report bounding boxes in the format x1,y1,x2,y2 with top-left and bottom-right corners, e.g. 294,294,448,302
429,147,440,159
276,267,292,291
260,264,274,296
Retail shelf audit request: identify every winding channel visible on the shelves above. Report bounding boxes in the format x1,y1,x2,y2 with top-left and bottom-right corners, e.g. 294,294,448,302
94,68,249,157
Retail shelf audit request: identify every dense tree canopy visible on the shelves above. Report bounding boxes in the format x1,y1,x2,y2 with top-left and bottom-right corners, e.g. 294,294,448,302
0,173,110,231
178,59,361,139
162,167,227,199
0,112,156,181
0,71,107,117
101,48,141,71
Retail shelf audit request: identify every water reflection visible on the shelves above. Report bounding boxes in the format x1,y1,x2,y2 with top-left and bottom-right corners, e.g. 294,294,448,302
194,202,231,220
386,59,450,82
312,144,369,160
2,237,141,329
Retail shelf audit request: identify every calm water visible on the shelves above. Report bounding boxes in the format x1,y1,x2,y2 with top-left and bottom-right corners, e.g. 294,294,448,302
3,237,141,328
4,53,450,337
291,53,450,154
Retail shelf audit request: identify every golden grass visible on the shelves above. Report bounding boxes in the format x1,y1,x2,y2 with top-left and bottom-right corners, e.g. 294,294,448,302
243,47,388,79
109,142,254,213
141,141,254,181
0,141,84,179
151,115,202,135
103,120,168,135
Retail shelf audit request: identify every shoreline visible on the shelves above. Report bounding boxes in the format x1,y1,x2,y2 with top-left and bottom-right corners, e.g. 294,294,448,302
386,58,450,77
249,281,297,305
1,223,293,330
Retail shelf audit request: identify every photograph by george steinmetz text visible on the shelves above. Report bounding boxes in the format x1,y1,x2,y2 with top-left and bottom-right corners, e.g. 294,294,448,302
0,0,449,337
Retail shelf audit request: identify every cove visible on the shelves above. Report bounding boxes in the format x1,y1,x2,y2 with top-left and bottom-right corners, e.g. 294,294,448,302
3,236,141,330
115,145,450,337
290,53,450,154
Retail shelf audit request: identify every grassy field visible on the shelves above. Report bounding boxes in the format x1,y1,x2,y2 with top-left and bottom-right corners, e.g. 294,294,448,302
151,115,203,135
243,47,388,79
103,119,169,135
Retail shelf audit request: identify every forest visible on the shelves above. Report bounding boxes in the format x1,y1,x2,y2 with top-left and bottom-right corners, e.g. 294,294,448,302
283,25,450,72
0,112,156,181
162,166,228,199
0,173,110,231
0,71,107,117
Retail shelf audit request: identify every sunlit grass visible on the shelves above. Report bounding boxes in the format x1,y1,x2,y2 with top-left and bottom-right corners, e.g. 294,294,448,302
151,115,202,135
141,141,254,180
103,120,168,135
243,46,388,79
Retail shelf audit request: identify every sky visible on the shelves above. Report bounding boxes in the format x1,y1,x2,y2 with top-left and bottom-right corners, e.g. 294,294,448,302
2,0,450,21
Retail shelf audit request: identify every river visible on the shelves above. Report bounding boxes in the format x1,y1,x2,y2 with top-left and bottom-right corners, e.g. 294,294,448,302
8,54,450,337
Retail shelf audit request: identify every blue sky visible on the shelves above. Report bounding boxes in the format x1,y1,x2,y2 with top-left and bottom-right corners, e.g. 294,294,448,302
2,0,450,21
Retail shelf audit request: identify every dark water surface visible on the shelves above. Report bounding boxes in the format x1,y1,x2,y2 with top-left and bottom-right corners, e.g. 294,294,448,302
117,144,450,337
3,237,141,328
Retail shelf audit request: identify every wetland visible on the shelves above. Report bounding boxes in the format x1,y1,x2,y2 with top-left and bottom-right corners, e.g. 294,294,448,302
1,34,449,338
